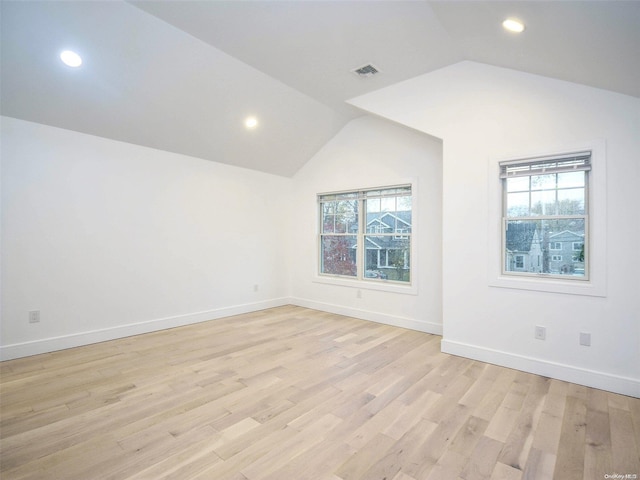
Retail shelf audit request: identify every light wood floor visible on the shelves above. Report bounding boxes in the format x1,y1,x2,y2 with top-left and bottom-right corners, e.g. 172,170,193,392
1,306,638,480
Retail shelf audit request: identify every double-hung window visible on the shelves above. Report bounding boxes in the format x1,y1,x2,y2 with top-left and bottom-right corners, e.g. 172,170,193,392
501,152,590,279
319,186,412,283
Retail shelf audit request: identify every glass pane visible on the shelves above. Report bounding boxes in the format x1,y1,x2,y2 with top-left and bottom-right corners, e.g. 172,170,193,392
367,199,412,234
557,188,585,214
321,201,335,233
398,214,412,233
380,197,395,212
323,200,358,234
367,198,380,213
320,235,357,277
334,200,357,233
557,171,584,188
322,213,336,233
531,190,557,215
507,176,529,193
531,174,556,190
505,219,586,277
397,195,412,211
506,192,530,217
364,236,410,282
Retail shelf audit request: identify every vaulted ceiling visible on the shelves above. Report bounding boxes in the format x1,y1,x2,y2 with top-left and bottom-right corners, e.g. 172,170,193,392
2,1,639,177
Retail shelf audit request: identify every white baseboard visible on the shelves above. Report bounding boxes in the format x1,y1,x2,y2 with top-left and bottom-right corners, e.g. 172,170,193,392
4,299,636,398
442,339,640,398
290,297,443,335
0,298,291,361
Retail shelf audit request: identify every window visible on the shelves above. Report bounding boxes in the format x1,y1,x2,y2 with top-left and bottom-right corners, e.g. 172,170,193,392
319,186,411,283
501,151,590,279
514,255,525,269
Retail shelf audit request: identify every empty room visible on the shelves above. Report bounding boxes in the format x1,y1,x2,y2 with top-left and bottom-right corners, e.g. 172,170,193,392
1,1,639,479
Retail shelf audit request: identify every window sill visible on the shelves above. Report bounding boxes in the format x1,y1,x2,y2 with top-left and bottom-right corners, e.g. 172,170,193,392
313,275,418,295
489,274,606,297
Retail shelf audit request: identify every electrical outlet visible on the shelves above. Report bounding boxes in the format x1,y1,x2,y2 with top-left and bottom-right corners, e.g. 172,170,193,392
535,325,546,340
580,332,591,346
29,310,40,324
253,284,259,292
356,289,362,299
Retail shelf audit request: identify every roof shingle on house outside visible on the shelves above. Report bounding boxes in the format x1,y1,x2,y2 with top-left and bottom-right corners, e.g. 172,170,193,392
505,222,537,253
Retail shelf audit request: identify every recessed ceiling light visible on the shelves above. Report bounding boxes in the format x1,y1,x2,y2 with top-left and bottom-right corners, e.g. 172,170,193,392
60,50,82,67
244,116,258,129
502,18,525,33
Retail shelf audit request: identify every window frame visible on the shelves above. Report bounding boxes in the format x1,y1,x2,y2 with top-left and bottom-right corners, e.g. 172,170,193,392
500,151,591,281
488,141,606,297
316,183,417,295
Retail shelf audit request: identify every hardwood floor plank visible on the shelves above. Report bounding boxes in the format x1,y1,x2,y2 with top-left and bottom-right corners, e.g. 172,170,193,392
498,376,549,470
240,413,342,479
530,379,567,455
609,406,640,474
630,396,640,459
460,434,504,480
491,461,523,480
335,432,397,480
522,447,555,480
553,395,587,480
473,368,517,423
583,388,613,479
425,450,468,480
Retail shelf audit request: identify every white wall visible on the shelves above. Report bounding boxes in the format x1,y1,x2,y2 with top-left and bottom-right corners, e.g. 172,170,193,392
350,61,640,396
1,116,291,359
290,115,443,334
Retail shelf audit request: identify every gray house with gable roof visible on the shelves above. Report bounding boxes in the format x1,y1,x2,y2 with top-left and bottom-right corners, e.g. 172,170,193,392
364,211,411,279
505,222,543,273
506,223,585,275
548,230,585,274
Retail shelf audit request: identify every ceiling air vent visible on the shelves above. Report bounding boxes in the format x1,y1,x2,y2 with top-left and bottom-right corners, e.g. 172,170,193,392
352,64,380,78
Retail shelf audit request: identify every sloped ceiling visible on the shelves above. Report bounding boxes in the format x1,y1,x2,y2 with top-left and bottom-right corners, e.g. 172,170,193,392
2,1,638,177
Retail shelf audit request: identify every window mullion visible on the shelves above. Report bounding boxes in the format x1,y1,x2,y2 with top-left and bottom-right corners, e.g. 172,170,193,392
357,197,364,280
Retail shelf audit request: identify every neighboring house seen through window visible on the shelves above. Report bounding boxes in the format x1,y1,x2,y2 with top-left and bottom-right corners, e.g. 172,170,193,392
501,152,590,279
319,186,411,283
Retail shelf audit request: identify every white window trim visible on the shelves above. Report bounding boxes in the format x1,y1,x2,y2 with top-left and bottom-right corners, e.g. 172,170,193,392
315,181,418,296
488,140,607,297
